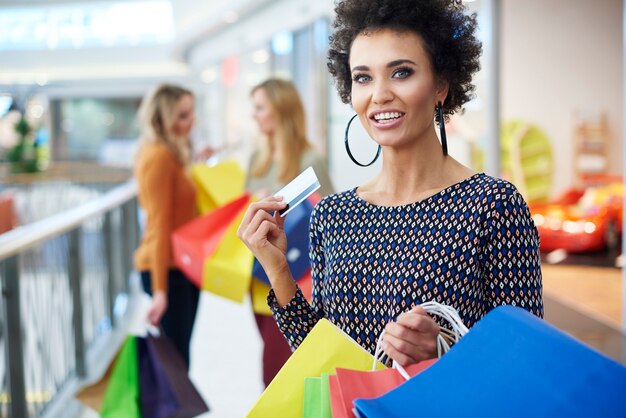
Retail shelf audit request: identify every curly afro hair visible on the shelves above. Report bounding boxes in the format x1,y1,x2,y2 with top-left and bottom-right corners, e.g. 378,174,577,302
327,0,482,122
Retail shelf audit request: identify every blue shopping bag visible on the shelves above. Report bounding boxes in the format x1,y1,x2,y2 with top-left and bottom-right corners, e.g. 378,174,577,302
252,197,313,285
354,305,626,418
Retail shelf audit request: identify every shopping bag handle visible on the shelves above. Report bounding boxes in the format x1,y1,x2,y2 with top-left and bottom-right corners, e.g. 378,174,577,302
373,301,469,380
146,324,161,337
204,141,243,166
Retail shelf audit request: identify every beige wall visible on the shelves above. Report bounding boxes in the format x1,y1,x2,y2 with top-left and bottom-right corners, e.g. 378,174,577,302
502,0,623,195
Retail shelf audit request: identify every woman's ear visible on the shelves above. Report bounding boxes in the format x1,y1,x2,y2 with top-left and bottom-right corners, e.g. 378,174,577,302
436,78,450,105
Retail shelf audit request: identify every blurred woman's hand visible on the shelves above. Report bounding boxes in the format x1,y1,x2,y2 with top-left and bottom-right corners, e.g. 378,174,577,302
381,305,440,366
147,291,168,326
256,188,271,199
195,145,218,162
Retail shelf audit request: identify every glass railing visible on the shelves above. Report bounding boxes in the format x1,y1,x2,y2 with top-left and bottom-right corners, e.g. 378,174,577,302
0,177,140,418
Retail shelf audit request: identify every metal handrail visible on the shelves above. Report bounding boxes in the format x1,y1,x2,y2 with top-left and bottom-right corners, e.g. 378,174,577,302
1,178,140,418
0,180,137,261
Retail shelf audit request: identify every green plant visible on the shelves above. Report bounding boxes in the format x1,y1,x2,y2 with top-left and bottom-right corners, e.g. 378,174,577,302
7,114,39,174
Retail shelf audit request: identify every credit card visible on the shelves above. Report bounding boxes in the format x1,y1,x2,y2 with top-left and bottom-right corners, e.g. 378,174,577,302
274,166,320,217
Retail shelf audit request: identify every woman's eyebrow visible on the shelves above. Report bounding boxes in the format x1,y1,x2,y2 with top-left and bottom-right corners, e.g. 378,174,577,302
387,59,417,67
351,65,369,72
351,59,417,73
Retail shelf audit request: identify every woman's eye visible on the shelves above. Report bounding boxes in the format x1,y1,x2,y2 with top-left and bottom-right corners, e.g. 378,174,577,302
352,73,371,84
392,68,413,79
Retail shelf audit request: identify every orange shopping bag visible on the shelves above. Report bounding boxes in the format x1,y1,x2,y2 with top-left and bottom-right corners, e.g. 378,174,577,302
172,194,252,300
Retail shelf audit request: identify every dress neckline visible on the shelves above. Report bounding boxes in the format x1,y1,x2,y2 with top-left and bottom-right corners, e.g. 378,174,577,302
351,172,484,210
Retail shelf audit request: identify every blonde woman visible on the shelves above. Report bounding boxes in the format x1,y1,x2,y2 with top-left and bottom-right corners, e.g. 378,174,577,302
133,84,201,369
247,78,333,386
247,78,333,196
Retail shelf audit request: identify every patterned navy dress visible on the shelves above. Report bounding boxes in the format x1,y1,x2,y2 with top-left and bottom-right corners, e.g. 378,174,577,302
269,173,543,354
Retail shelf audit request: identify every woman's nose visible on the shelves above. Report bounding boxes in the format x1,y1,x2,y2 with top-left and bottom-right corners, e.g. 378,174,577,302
371,81,394,104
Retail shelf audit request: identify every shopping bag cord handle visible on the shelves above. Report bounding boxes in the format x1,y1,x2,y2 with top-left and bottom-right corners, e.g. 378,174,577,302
372,301,469,379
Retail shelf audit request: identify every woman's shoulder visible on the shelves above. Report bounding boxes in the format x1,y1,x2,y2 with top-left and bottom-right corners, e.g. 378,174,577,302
301,146,326,166
247,148,261,168
137,142,176,164
464,173,529,211
313,189,357,216
135,141,179,176
466,173,522,198
140,140,173,156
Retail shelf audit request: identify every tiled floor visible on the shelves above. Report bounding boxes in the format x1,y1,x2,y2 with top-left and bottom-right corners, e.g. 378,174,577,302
542,264,622,328
188,293,265,418
541,264,625,365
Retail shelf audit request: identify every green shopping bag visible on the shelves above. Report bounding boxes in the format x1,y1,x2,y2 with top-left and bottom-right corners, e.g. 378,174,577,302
100,336,141,418
77,334,209,418
320,373,332,418
302,374,332,418
303,377,323,418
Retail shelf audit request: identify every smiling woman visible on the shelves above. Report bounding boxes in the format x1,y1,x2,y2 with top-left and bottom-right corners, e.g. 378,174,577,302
238,0,544,369
349,29,448,156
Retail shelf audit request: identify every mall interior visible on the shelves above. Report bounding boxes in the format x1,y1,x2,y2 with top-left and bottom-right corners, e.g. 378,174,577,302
0,0,625,417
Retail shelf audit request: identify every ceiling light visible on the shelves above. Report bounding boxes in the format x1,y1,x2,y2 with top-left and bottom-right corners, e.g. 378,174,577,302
252,49,269,64
201,67,217,84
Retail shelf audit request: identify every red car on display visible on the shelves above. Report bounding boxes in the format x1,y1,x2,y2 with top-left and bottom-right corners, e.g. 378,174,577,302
529,181,623,253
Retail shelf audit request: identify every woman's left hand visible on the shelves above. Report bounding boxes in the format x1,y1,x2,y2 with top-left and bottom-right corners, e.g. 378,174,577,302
195,145,218,161
381,305,440,366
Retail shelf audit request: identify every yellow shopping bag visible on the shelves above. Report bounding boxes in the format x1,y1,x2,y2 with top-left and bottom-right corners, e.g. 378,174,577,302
202,204,254,303
251,271,313,316
191,160,245,214
172,193,256,303
251,278,272,315
246,319,385,418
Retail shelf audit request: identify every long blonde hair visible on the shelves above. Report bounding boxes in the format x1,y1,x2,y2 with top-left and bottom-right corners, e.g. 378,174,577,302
250,78,310,183
138,84,193,165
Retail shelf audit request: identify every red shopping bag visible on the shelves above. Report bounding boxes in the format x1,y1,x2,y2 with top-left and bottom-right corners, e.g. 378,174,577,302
331,359,437,418
328,375,345,418
171,193,250,289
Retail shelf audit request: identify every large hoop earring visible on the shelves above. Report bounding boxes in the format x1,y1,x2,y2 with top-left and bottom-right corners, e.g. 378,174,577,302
437,102,448,156
344,114,381,167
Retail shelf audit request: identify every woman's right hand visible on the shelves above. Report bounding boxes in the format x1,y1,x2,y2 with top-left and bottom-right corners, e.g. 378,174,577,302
237,196,289,278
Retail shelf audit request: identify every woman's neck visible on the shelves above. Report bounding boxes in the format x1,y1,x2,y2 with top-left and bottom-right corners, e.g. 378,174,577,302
358,132,474,206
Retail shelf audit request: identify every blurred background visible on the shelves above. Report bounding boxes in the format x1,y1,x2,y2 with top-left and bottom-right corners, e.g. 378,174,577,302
0,0,624,417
